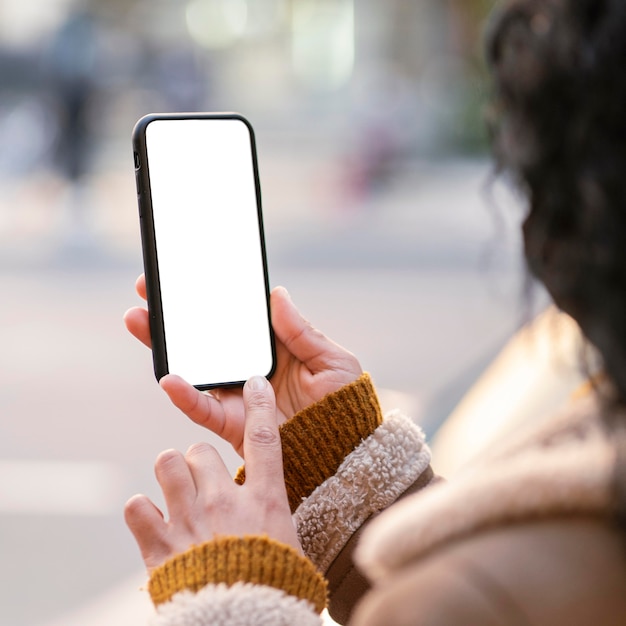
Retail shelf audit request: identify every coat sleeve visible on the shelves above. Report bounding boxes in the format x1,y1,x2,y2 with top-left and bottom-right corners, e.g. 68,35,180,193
257,374,438,624
349,518,626,626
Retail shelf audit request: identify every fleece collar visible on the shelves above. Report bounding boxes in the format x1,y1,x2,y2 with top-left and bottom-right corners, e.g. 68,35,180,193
356,394,617,582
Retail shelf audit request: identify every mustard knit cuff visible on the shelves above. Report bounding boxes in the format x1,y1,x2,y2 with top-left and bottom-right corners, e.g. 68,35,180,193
235,373,383,511
148,535,328,614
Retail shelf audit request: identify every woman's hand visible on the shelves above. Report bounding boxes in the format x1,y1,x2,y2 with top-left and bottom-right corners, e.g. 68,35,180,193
124,376,301,572
124,275,362,456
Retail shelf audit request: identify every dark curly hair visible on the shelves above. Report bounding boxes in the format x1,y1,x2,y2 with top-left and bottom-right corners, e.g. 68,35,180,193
485,0,626,523
486,0,626,404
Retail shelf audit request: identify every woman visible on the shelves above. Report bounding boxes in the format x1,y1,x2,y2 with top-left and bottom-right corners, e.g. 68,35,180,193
124,0,626,623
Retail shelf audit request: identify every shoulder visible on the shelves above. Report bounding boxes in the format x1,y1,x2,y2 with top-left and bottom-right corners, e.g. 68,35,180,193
351,517,626,626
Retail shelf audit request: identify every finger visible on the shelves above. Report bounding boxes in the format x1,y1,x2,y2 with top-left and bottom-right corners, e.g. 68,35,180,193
271,286,351,372
123,307,152,348
241,376,283,489
161,376,246,455
124,494,170,569
136,274,147,300
160,375,230,434
154,449,196,514
185,442,230,496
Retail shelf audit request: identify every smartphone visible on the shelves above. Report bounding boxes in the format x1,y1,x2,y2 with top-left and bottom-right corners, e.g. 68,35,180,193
132,113,275,390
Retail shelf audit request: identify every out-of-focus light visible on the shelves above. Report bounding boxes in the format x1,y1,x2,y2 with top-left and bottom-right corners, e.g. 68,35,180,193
0,0,72,47
186,0,248,50
244,0,288,37
292,0,355,91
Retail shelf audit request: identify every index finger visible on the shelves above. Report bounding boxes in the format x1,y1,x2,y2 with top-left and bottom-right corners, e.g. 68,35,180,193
241,376,283,489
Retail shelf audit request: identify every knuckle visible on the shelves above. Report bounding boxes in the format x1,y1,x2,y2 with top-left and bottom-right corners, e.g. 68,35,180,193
179,508,203,532
345,352,360,368
247,425,280,447
299,320,325,344
309,325,326,341
154,449,183,474
124,494,149,520
247,393,275,412
252,490,287,515
210,492,234,515
183,390,204,416
264,492,285,511
185,442,215,459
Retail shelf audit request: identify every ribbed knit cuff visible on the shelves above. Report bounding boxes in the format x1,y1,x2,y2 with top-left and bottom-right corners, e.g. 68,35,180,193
234,373,383,511
148,536,328,614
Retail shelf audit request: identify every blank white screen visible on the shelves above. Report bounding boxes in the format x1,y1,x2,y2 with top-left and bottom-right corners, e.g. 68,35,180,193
145,117,273,387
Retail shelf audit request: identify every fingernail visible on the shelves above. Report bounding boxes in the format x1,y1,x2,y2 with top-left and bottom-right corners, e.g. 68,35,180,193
248,376,267,390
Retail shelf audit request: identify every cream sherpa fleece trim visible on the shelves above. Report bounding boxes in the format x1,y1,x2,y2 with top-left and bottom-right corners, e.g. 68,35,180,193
294,410,431,573
356,397,616,582
150,581,322,626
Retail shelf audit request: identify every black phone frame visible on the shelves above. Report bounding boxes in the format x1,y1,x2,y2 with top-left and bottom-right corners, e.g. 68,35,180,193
131,112,276,390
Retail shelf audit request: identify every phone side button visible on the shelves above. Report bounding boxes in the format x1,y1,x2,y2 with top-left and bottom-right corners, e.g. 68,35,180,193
135,173,143,217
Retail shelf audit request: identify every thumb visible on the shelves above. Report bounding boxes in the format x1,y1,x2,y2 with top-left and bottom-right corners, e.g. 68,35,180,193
242,376,283,489
271,286,349,370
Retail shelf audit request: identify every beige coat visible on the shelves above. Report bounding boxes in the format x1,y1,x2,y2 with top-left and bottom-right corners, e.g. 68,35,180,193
327,395,626,625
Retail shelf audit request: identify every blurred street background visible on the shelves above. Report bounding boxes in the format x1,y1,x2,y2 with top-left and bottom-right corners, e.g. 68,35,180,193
0,0,542,624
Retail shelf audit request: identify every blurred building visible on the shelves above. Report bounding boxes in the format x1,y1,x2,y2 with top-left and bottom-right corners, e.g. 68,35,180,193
0,0,494,182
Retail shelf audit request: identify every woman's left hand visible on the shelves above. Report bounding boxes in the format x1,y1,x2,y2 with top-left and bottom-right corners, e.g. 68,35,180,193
124,375,300,572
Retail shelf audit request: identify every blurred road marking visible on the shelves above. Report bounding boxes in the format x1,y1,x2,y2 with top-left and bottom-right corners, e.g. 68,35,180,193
0,460,126,515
